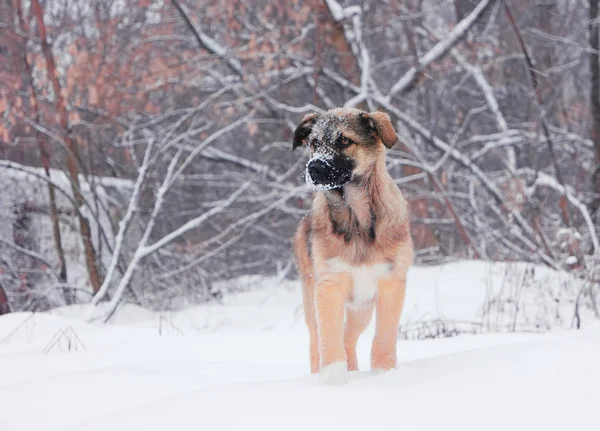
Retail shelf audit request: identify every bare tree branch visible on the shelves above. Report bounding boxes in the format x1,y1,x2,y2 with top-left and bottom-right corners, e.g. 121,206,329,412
386,0,496,99
170,0,244,77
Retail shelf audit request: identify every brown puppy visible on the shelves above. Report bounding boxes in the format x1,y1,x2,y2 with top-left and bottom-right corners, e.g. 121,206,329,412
292,108,413,384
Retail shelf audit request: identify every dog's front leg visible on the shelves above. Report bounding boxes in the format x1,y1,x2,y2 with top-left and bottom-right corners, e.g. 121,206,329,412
315,272,352,384
371,277,406,371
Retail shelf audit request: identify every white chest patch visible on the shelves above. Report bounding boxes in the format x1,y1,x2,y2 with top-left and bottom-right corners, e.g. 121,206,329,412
326,258,392,308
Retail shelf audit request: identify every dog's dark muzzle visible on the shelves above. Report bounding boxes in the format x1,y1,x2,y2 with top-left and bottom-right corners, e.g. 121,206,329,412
306,156,354,190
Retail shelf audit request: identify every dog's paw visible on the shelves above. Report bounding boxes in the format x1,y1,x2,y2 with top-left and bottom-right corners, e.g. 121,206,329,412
371,360,397,373
319,361,348,385
371,348,397,372
371,365,396,374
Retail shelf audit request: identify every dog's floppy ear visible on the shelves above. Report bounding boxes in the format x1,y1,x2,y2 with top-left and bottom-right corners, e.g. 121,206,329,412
292,113,318,151
366,111,397,149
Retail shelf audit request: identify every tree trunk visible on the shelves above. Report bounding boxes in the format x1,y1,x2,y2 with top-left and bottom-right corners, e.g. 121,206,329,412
589,0,600,218
0,282,10,315
12,203,34,303
16,0,69,297
31,0,102,293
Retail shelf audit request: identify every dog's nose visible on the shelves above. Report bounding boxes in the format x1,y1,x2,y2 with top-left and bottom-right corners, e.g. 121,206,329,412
307,159,329,185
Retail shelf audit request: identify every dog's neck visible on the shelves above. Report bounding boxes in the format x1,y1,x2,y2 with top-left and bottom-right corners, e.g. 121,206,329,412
324,156,386,239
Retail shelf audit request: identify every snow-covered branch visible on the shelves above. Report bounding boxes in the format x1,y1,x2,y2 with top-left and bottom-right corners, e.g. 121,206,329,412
171,0,244,76
168,112,253,189
153,184,307,280
386,0,495,99
524,170,600,253
88,137,155,308
375,96,540,242
0,237,59,279
140,182,251,258
324,0,361,22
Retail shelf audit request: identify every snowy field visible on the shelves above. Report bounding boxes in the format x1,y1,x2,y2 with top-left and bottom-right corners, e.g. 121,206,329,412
0,261,599,431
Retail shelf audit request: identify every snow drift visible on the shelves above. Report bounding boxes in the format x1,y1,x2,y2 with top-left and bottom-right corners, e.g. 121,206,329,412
0,260,599,430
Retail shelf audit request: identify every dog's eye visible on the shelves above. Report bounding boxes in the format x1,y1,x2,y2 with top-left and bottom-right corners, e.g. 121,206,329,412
337,135,354,149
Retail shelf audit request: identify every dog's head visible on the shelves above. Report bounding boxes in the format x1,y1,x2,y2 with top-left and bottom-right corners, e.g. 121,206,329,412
292,108,397,191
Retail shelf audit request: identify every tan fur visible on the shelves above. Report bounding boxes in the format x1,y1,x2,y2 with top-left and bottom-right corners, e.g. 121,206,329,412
293,108,414,380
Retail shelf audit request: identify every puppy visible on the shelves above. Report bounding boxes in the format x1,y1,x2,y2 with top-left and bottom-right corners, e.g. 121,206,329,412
292,108,413,384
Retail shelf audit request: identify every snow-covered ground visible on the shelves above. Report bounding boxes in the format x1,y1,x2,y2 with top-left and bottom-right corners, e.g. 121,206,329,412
0,261,599,430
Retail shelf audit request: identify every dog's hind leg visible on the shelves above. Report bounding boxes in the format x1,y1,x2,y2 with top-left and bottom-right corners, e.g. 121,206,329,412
344,305,374,371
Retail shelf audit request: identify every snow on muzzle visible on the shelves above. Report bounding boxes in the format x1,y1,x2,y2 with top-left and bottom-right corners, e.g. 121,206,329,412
305,153,353,191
